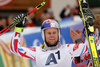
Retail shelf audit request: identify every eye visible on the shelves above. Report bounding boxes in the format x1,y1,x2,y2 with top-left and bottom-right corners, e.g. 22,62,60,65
48,32,51,35
53,32,56,34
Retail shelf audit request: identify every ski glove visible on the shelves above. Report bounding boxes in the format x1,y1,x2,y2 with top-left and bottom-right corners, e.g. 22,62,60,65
13,14,27,33
13,13,26,27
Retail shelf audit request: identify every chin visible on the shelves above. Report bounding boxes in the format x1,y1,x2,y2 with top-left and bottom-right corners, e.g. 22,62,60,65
49,42,56,45
46,40,58,47
50,43,55,45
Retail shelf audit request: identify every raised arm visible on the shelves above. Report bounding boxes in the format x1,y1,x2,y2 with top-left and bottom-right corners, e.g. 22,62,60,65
10,14,36,61
73,46,100,65
10,32,36,61
70,24,100,66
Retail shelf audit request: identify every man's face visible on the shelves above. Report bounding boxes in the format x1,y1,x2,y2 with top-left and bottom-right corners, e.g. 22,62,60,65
44,28,59,45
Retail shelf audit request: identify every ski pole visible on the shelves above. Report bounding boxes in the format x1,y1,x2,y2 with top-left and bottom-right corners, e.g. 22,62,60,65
0,1,46,36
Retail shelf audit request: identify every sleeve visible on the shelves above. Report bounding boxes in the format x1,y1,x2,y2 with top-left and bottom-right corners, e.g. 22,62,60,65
73,37,100,64
97,39,100,61
96,39,100,50
69,43,88,57
73,52,89,64
60,8,66,19
10,32,36,61
68,43,89,64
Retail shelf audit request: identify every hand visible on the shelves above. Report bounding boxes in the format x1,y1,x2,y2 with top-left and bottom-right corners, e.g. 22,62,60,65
70,28,82,43
13,14,26,27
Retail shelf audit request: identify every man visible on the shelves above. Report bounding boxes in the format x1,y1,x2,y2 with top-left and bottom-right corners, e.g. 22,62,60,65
10,14,88,67
60,4,79,19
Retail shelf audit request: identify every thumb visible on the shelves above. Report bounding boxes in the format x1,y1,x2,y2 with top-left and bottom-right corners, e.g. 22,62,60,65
22,17,27,26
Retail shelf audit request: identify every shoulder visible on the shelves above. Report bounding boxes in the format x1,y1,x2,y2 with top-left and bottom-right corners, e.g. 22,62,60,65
26,46,40,52
64,43,87,51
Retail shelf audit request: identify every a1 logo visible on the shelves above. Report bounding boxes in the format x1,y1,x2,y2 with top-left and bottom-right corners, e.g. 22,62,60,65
45,51,60,65
0,0,14,7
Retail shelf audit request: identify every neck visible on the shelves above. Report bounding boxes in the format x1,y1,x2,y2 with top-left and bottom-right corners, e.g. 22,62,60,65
41,41,61,51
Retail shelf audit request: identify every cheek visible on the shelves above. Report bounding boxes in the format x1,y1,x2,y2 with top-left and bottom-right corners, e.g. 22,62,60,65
56,35,59,40
45,36,48,40
56,33,59,37
45,34,49,40
45,36,50,42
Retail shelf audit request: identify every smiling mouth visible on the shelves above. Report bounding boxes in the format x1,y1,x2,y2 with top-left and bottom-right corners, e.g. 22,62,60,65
50,38,55,40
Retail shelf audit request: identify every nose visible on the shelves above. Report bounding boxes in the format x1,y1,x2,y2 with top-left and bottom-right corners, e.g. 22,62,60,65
50,34,54,37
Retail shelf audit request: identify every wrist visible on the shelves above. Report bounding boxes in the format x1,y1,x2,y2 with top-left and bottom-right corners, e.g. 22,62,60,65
75,38,82,44
14,27,23,33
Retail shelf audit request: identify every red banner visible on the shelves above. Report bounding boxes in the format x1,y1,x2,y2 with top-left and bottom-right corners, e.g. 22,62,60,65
0,0,14,7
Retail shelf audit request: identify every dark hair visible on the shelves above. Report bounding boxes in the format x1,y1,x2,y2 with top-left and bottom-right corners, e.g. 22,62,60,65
94,14,100,31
